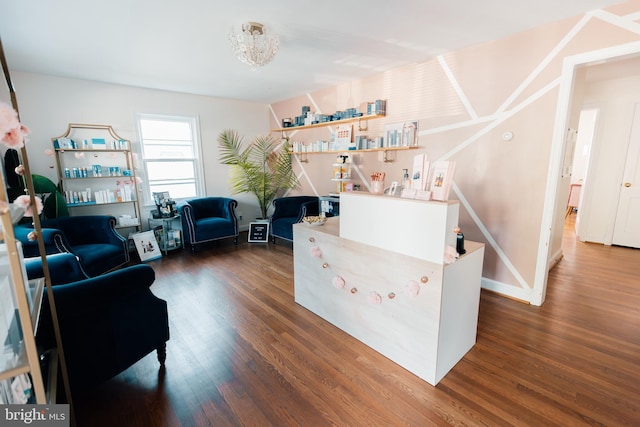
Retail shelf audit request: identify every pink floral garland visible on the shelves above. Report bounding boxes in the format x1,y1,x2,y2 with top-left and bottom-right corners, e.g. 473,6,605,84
309,242,428,305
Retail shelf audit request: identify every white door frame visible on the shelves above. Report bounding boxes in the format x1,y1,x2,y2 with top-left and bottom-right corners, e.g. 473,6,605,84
532,41,640,306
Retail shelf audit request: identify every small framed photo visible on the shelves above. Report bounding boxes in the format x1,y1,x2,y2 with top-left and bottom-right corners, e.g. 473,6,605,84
132,231,162,262
248,222,269,243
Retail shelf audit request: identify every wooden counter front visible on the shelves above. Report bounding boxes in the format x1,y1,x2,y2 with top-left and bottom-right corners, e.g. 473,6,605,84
293,217,484,385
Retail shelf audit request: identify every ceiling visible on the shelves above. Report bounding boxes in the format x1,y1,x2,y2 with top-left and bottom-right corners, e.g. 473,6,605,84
0,0,623,104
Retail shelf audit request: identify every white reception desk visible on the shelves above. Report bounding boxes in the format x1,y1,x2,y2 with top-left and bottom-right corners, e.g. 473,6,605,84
293,192,484,385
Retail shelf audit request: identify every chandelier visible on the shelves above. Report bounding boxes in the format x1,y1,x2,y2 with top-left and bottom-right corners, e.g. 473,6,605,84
228,22,279,70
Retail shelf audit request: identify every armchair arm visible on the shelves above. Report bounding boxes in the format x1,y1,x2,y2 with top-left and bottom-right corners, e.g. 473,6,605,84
24,253,89,285
14,225,70,257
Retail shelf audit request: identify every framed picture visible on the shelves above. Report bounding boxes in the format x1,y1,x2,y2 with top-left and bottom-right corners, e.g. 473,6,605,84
132,231,162,262
248,222,269,243
411,154,430,191
429,161,456,201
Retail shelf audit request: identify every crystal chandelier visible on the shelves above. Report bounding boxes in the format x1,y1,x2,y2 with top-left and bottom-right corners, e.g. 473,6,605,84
228,22,279,70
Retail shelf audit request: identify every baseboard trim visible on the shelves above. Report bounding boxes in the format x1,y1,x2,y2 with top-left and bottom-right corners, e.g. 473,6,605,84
481,277,532,304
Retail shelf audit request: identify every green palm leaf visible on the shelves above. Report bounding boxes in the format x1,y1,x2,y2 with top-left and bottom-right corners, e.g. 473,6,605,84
218,129,298,219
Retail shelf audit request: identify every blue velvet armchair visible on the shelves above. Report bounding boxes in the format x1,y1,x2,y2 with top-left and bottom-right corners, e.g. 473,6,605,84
269,196,319,243
25,253,170,393
15,215,129,277
177,197,239,252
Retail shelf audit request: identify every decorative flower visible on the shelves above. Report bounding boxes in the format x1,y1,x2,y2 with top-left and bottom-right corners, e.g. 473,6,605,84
0,102,29,148
332,275,345,289
367,292,382,305
74,152,85,159
406,280,420,297
14,165,25,176
14,195,43,217
44,149,54,157
27,231,38,241
444,245,458,264
135,176,143,184
310,246,322,258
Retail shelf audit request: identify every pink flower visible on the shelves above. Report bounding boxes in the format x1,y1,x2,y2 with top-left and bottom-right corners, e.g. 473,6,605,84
14,195,43,217
310,246,322,258
135,176,143,184
444,245,458,264
0,102,30,148
332,275,345,289
406,280,420,297
44,149,54,157
367,292,382,305
27,231,38,241
0,102,20,134
74,152,85,159
14,165,25,176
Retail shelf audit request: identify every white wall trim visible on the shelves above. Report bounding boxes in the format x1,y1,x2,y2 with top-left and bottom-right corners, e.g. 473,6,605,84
481,277,532,303
437,55,478,120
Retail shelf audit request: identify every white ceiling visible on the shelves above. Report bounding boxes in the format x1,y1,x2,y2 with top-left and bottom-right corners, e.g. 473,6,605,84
0,0,623,104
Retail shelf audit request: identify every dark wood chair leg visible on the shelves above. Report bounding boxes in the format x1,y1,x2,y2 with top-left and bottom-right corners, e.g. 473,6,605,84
157,343,167,366
234,236,238,245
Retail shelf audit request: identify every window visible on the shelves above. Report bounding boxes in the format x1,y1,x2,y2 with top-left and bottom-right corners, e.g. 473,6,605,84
137,114,204,204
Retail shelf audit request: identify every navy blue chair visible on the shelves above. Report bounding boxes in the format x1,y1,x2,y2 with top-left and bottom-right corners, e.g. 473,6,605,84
269,196,319,243
24,253,169,394
15,215,129,277
177,197,238,252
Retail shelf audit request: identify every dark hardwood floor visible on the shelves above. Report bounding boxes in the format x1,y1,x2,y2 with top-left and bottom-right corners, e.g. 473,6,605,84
73,214,640,426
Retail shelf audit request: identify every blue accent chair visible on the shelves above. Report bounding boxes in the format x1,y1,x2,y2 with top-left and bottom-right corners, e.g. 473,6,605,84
269,196,319,243
15,215,129,277
24,253,169,393
177,197,239,252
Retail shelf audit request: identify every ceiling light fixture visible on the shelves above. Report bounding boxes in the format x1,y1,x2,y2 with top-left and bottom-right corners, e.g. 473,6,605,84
228,22,279,70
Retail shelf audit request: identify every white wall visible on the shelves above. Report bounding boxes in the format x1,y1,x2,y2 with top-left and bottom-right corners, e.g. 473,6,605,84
577,75,640,244
572,108,597,185
5,71,269,230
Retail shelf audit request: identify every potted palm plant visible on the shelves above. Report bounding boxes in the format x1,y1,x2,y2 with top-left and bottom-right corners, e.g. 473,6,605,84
218,129,298,219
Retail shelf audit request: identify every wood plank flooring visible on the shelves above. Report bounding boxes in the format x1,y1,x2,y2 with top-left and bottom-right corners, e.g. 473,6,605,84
73,215,640,426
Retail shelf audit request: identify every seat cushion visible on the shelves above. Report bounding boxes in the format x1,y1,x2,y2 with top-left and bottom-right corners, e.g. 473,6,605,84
74,244,126,276
193,218,236,241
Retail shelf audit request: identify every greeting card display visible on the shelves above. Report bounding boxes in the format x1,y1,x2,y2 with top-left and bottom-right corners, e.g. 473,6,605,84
411,154,430,191
429,161,456,201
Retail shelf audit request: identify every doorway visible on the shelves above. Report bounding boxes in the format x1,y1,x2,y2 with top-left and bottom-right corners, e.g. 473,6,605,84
533,41,640,306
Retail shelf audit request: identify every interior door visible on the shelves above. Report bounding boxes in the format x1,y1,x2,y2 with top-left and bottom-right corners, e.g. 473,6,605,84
612,103,640,248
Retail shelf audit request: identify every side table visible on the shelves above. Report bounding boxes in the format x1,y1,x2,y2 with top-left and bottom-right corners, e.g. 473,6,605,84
148,215,183,254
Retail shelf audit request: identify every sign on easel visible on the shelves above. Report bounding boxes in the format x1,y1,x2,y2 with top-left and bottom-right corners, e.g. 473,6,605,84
248,222,269,243
132,231,162,261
